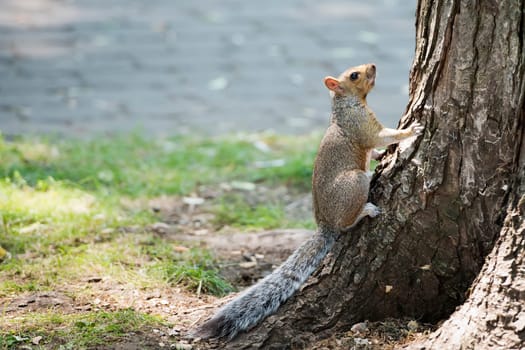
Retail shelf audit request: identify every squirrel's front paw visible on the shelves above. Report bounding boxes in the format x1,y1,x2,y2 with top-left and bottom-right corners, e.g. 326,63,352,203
371,148,386,160
410,122,424,136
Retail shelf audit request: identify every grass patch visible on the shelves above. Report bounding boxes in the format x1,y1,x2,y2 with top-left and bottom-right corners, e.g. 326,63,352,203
0,132,320,197
0,132,319,292
0,132,321,347
144,239,234,296
0,309,165,349
213,195,285,229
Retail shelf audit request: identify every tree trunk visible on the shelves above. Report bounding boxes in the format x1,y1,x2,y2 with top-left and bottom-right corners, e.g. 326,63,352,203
225,0,525,348
404,176,525,349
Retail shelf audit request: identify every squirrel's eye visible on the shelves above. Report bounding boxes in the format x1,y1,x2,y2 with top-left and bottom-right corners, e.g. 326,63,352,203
349,72,359,81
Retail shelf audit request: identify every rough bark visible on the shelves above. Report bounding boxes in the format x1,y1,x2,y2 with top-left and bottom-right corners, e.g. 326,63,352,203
223,0,525,348
405,176,525,349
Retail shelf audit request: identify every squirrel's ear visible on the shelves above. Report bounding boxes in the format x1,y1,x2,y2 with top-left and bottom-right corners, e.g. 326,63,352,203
324,77,343,94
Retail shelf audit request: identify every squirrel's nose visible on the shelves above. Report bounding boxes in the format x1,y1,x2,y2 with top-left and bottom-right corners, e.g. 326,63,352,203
370,63,376,72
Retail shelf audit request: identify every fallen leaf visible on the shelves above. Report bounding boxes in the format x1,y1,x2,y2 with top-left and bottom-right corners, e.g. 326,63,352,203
350,321,368,334
173,246,189,253
0,246,8,261
31,336,43,345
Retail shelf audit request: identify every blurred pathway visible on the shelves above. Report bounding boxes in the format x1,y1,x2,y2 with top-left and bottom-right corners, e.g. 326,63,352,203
0,0,416,137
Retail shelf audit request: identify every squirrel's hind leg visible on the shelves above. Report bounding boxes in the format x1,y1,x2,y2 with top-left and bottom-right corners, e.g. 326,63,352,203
344,202,381,230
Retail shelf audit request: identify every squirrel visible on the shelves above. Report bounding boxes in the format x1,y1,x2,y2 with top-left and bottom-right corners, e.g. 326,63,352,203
191,63,424,340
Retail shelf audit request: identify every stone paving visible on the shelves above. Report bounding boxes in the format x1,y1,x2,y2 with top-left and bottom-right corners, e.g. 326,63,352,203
0,0,416,137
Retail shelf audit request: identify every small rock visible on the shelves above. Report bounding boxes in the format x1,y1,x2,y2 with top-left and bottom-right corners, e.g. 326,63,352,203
172,342,192,350
242,253,255,262
146,292,161,300
354,337,370,346
385,285,393,293
239,261,257,269
407,320,419,331
182,197,205,206
192,229,209,236
350,321,368,334
151,222,171,233
168,327,180,336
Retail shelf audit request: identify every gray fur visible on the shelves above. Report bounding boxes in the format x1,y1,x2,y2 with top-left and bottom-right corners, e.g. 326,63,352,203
191,225,338,340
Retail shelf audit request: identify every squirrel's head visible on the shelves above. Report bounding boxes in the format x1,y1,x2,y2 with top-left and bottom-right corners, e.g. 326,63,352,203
324,63,376,101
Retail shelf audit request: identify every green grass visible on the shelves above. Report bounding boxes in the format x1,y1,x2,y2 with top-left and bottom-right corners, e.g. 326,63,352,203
0,309,165,349
143,239,234,296
213,194,285,229
0,132,320,348
0,132,319,282
0,132,319,197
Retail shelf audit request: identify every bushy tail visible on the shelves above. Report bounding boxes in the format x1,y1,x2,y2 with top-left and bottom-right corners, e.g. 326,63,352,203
191,225,338,340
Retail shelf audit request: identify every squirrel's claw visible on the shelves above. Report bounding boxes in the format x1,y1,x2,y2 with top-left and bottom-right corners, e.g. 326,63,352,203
411,122,424,134
364,202,381,218
410,122,424,136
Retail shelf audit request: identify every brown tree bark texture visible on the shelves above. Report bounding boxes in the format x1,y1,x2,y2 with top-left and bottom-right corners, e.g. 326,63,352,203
226,0,525,348
406,180,525,348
